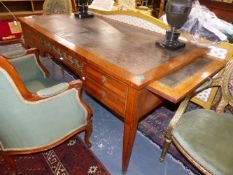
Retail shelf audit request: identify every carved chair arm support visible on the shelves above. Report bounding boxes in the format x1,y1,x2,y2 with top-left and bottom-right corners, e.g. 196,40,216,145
68,79,93,117
68,79,83,90
166,94,191,139
166,77,221,139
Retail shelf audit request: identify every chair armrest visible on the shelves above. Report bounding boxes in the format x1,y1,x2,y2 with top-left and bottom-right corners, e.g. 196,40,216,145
35,80,84,98
36,82,69,97
27,80,84,100
68,79,83,89
33,79,92,118
16,48,39,58
165,76,220,138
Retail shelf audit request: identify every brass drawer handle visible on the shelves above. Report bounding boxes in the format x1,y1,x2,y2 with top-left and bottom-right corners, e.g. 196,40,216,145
101,76,107,84
74,60,83,68
101,91,106,98
67,55,74,64
62,52,67,60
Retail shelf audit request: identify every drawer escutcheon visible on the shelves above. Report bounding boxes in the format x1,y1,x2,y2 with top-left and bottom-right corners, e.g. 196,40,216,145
101,91,106,98
101,76,107,84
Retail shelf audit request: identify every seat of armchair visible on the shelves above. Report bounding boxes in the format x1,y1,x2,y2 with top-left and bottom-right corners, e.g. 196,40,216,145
173,109,233,175
24,77,60,93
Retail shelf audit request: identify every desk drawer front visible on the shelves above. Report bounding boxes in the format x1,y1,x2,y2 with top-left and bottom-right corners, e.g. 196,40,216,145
86,66,127,99
22,25,85,77
86,78,126,116
40,38,85,77
57,55,84,77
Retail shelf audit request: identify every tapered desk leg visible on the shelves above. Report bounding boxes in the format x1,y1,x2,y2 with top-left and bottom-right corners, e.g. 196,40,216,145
122,118,139,174
122,87,139,174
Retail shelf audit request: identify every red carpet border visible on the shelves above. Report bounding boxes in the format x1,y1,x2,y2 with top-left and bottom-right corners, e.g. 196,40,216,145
0,135,110,175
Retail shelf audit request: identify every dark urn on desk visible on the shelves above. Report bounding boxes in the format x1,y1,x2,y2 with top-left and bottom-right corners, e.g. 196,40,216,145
156,0,192,51
75,0,94,19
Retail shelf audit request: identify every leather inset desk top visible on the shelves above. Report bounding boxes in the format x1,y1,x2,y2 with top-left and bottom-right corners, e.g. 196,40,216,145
159,58,211,87
27,14,198,75
22,14,225,101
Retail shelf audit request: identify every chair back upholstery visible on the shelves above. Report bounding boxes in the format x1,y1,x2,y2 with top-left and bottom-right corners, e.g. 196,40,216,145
0,56,31,115
0,55,30,96
43,0,73,15
0,57,30,146
0,65,23,107
10,54,45,82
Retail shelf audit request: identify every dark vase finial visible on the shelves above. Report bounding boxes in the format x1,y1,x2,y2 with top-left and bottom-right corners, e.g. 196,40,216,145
75,0,94,19
156,0,192,51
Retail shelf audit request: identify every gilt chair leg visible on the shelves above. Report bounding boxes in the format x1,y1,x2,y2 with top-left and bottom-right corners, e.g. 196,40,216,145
160,138,172,162
84,120,92,148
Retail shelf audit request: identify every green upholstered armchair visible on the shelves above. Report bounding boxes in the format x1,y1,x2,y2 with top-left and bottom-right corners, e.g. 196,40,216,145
43,0,73,15
160,59,233,175
0,55,92,174
8,48,61,93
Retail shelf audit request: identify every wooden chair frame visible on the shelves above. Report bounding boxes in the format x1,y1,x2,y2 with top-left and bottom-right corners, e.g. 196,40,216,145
160,58,233,174
0,55,93,174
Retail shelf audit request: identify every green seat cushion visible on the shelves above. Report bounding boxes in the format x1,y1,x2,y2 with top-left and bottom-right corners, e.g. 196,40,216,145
173,109,233,175
25,78,60,93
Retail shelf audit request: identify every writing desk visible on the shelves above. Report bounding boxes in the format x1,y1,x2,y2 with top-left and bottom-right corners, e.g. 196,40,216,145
19,13,225,173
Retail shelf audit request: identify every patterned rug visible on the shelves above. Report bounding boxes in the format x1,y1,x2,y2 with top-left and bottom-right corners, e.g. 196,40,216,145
0,135,110,175
138,102,202,175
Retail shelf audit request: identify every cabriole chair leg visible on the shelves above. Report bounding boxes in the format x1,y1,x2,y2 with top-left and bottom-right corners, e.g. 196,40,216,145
85,120,93,148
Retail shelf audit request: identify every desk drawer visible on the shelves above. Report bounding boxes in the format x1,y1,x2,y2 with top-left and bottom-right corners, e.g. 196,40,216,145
86,66,127,99
58,56,84,77
85,78,126,116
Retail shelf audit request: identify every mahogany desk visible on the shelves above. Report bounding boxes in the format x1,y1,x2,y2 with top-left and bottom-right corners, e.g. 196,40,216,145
19,14,225,173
